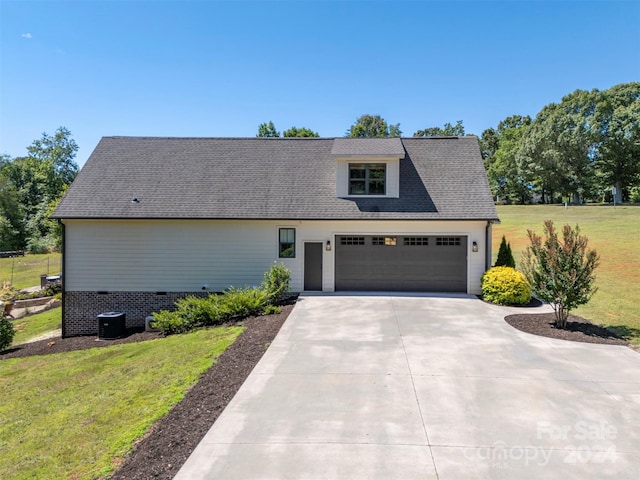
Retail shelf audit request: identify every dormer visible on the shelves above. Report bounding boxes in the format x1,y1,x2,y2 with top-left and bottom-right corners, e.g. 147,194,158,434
331,138,405,198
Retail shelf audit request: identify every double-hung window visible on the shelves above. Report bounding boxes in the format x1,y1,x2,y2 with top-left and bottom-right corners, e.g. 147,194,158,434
279,228,296,258
349,163,386,195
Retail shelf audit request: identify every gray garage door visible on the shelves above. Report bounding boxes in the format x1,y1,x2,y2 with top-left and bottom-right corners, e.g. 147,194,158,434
335,235,467,292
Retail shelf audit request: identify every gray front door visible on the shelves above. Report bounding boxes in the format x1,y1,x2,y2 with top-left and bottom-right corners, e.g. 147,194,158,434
335,235,467,292
304,242,323,291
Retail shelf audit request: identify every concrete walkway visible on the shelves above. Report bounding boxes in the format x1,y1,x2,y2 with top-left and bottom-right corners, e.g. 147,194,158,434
175,294,640,479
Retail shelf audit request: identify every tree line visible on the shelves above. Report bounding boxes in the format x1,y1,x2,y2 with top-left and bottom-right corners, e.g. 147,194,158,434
261,82,639,204
0,127,78,252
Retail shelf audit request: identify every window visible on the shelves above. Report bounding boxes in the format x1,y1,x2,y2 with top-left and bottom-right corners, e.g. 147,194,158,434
340,236,365,245
404,237,429,246
349,163,386,195
372,236,396,246
279,228,295,258
436,237,461,246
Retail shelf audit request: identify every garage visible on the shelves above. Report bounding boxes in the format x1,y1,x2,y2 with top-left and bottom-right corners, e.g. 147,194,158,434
335,235,467,292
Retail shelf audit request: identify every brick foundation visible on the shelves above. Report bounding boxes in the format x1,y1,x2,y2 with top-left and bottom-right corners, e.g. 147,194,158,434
63,291,208,337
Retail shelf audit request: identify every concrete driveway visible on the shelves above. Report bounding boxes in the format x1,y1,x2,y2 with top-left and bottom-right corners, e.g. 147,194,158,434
175,294,640,479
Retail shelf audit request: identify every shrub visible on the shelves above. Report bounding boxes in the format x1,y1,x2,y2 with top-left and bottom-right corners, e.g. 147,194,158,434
220,287,269,318
151,310,194,335
0,282,17,302
261,263,291,304
154,264,291,335
264,305,281,315
481,266,531,305
0,315,16,351
494,235,516,268
521,220,599,328
175,295,224,327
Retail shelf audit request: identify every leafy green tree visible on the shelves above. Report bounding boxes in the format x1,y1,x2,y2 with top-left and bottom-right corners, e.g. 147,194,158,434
2,127,78,251
283,126,319,137
494,235,515,268
257,121,280,137
593,82,640,203
0,172,24,251
521,221,599,328
414,120,466,137
519,89,599,204
347,114,401,138
488,116,532,203
479,127,499,168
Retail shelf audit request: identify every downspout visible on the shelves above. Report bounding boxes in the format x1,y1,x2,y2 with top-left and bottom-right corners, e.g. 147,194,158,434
485,221,492,271
59,220,66,338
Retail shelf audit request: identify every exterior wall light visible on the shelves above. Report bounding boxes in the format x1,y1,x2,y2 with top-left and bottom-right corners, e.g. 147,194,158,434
326,240,332,251
472,241,478,253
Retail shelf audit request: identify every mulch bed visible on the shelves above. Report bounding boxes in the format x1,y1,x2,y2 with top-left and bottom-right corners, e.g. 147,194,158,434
2,302,294,480
504,312,628,346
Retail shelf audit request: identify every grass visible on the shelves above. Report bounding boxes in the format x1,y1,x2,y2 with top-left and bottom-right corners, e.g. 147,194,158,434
0,253,62,290
494,205,640,343
11,307,62,346
0,326,243,480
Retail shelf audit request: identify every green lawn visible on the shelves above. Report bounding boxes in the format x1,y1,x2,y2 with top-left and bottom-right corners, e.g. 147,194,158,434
494,205,640,343
11,307,62,345
0,253,62,290
0,326,243,480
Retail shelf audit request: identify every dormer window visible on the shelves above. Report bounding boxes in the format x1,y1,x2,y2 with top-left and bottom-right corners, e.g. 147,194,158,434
332,138,404,198
349,163,386,195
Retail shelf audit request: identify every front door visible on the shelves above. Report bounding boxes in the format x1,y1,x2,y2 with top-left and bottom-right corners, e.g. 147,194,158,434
304,242,323,291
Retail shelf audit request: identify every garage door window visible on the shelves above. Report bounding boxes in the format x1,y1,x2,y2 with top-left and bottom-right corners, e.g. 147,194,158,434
340,236,365,245
279,228,296,257
372,236,396,246
436,237,461,246
349,164,386,195
404,237,429,246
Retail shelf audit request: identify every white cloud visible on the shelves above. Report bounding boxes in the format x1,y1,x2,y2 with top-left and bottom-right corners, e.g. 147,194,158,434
21,33,32,39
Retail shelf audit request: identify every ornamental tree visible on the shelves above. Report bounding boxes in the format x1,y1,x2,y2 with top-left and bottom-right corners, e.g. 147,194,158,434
494,235,515,268
521,220,599,328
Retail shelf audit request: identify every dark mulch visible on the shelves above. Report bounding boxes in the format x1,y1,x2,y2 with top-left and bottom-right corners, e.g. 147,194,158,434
2,301,293,480
505,312,628,346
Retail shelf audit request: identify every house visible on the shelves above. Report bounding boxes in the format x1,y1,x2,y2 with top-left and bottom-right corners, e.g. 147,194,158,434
52,136,499,337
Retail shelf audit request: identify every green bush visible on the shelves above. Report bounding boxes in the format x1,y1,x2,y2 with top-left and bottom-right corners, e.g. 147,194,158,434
220,287,269,318
0,315,16,351
153,264,292,335
264,305,281,315
151,310,193,335
176,295,224,327
481,266,531,305
261,263,291,304
494,235,516,268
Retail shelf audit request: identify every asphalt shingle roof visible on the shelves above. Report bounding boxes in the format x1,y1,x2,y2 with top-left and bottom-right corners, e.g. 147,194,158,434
52,136,498,221
331,137,405,158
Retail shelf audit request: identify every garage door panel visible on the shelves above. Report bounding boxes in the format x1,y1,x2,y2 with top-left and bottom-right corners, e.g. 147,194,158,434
335,235,466,292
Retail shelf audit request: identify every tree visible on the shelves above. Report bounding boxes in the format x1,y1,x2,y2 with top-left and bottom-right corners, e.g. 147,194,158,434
347,114,401,138
489,116,532,203
593,82,640,204
257,121,280,137
26,126,78,195
2,127,78,251
414,120,466,137
494,235,515,268
0,172,24,251
479,127,499,167
521,221,599,329
283,126,319,137
519,89,599,204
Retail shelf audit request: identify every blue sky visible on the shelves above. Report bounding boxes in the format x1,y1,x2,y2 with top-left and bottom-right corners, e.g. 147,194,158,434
1,0,639,167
